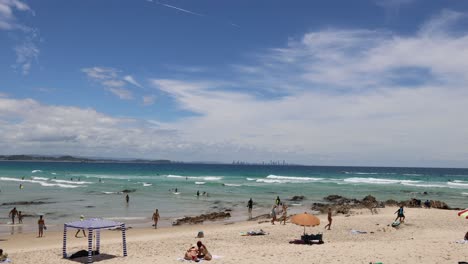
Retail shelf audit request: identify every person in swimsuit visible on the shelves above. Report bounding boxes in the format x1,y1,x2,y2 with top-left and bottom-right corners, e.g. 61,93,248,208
184,245,199,261
18,211,23,224
75,215,86,237
271,205,277,225
280,204,288,225
197,241,212,260
126,194,129,203
247,198,253,219
394,205,405,222
152,209,160,229
38,215,45,237
9,208,18,224
324,207,333,230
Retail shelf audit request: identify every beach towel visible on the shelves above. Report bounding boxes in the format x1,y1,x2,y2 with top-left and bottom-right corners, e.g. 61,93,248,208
456,240,468,244
0,259,12,263
177,255,222,262
289,239,323,245
350,229,367,234
240,230,268,236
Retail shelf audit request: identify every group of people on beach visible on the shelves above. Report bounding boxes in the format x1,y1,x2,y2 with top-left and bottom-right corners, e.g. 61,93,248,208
184,241,212,262
8,207,23,225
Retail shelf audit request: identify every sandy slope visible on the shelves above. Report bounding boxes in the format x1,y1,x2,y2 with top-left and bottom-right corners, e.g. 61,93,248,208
1,207,467,263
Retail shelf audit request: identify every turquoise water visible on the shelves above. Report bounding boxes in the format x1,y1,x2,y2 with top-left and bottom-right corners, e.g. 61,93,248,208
1,161,467,234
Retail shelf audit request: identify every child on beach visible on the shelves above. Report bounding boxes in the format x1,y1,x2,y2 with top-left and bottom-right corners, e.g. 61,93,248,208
394,206,405,222
18,211,23,224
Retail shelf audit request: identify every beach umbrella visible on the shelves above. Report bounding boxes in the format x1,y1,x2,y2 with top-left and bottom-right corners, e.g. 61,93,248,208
290,212,320,234
458,209,468,219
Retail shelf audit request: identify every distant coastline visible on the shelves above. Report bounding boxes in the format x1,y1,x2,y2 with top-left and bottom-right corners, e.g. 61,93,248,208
0,155,173,164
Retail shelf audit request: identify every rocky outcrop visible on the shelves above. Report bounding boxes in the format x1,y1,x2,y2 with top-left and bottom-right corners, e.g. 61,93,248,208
289,196,305,201
313,195,455,214
1,201,55,206
172,211,231,226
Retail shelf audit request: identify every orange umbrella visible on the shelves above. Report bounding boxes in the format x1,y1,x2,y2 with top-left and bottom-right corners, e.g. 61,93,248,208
290,212,320,234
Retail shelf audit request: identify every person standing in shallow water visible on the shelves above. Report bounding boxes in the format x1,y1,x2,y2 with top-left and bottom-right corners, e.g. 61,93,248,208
38,215,45,237
152,209,160,229
324,207,333,230
126,194,129,203
247,198,253,219
9,208,18,224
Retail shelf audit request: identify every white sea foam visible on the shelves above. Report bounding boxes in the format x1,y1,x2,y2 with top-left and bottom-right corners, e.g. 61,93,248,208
102,191,120,194
32,177,49,181
246,178,256,181
401,182,447,188
195,182,206,185
31,170,42,173
143,183,153,187
343,177,421,185
223,183,242,187
402,174,423,176
166,175,222,181
51,179,92,185
266,175,323,181
448,182,468,188
461,192,468,196
51,172,57,175
0,177,80,188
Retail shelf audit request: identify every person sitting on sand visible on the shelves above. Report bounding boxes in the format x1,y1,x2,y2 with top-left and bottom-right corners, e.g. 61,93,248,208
324,207,333,230
152,209,160,229
271,205,277,225
0,249,8,262
464,231,468,241
184,245,199,261
394,205,405,222
197,241,212,260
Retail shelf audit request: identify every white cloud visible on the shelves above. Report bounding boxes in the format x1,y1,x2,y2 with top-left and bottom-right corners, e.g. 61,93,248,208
142,95,156,106
1,0,39,74
83,67,144,100
14,40,39,75
124,75,143,88
106,87,133,100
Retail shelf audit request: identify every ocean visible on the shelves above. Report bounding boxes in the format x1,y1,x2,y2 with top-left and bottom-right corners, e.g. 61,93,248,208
1,161,467,234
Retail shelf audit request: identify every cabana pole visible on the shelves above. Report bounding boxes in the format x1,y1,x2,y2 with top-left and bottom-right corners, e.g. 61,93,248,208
96,229,100,253
87,229,94,264
121,223,127,257
62,224,67,258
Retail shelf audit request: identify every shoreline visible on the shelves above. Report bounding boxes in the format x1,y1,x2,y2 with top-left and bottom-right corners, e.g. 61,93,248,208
1,206,467,263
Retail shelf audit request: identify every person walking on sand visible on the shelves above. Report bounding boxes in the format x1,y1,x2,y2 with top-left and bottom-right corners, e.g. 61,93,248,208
280,204,288,225
394,205,405,222
247,198,253,219
38,215,45,237
9,208,18,225
271,205,277,225
126,194,129,203
152,209,160,229
75,215,86,237
275,196,281,206
324,207,333,230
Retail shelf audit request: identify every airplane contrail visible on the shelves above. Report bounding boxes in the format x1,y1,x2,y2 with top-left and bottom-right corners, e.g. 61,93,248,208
147,0,239,28
148,0,204,17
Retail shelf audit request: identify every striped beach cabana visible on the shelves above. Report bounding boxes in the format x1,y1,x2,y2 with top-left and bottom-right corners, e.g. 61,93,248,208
63,218,128,263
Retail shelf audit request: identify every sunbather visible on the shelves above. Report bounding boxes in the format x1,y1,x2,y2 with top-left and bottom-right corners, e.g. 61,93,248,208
184,245,199,262
197,241,212,261
0,249,8,262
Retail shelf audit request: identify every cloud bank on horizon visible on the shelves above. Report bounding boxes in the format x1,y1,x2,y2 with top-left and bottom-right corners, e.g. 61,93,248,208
1,1,468,167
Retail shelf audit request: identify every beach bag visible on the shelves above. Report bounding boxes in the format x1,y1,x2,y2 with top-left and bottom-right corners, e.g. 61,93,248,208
196,231,204,238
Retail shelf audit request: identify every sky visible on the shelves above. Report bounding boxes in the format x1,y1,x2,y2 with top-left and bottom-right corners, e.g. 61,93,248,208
1,0,468,167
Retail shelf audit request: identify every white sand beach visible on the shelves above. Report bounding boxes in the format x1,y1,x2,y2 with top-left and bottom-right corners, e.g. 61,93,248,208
1,207,467,263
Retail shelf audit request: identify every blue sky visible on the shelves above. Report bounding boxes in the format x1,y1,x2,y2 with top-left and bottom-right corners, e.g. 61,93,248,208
1,0,468,167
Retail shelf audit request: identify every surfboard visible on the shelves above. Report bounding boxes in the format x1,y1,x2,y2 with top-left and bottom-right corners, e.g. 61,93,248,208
391,221,400,227
173,192,180,195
